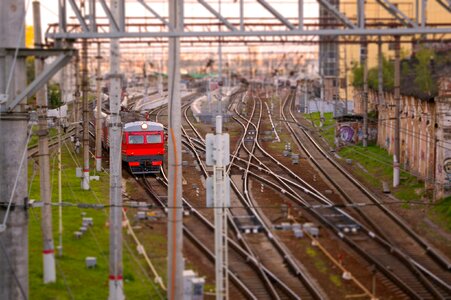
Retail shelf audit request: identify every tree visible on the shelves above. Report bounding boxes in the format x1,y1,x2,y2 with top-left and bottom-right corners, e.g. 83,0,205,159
351,62,363,88
351,56,394,91
48,83,62,109
414,48,437,98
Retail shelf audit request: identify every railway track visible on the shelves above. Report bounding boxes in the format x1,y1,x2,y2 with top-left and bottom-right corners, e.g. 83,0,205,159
139,98,310,298
100,86,449,299
180,90,327,299
143,95,295,299
184,85,450,299
277,88,451,299
27,125,77,158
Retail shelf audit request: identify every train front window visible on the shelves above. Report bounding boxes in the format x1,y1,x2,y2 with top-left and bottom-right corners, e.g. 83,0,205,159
146,134,162,144
128,135,144,144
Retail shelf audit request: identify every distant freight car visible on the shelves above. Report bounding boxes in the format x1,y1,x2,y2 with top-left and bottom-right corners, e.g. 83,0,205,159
103,118,165,175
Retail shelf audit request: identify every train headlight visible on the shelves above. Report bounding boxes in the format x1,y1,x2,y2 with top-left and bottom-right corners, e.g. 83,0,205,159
141,123,148,130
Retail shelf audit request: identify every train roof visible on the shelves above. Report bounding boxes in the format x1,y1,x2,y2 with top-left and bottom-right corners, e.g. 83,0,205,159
123,121,164,132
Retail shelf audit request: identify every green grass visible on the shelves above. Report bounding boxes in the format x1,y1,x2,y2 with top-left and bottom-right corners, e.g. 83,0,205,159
329,274,342,287
305,112,336,146
337,144,426,201
430,196,451,231
306,246,327,273
28,126,59,149
303,112,427,201
266,132,291,152
306,246,317,258
28,145,164,299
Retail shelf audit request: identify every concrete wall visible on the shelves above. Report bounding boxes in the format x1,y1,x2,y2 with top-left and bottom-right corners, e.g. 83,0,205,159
354,79,451,200
435,78,451,199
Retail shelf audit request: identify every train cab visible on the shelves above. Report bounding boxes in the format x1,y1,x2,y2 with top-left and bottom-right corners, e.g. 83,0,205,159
121,121,165,174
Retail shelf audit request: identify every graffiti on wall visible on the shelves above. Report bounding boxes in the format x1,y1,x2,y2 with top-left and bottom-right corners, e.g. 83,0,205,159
369,128,377,140
339,125,355,143
444,158,451,190
335,118,377,147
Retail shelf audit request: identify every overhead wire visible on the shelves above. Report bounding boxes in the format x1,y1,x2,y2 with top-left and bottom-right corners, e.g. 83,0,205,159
26,201,442,209
56,126,165,296
28,199,75,300
306,109,451,151
1,124,33,229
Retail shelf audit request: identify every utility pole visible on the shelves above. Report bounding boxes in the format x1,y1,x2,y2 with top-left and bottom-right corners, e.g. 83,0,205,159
58,45,65,258
58,116,63,257
0,0,29,298
319,72,324,127
74,54,81,139
362,45,368,147
304,79,309,113
158,61,163,96
393,36,401,187
378,37,384,106
108,0,124,299
81,40,90,190
206,115,230,300
344,47,348,115
218,0,223,118
95,42,103,172
33,0,56,283
143,62,148,103
167,0,184,298
359,0,368,147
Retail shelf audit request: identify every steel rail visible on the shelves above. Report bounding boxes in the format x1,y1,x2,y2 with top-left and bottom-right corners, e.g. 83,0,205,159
281,89,451,298
182,92,324,299
154,96,302,299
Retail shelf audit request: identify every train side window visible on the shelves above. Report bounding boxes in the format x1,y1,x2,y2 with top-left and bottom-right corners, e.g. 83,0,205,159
129,135,144,144
146,134,162,144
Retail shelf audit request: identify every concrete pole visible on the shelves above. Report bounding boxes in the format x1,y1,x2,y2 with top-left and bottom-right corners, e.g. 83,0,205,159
74,54,81,138
213,115,229,300
319,72,324,127
393,36,401,187
58,118,63,257
416,0,419,24
0,0,29,298
33,0,56,283
158,65,163,96
344,47,348,115
240,0,244,31
108,1,125,299
298,0,303,30
218,0,223,85
58,49,65,259
143,62,148,102
358,0,368,147
362,43,368,147
421,0,427,28
81,39,90,190
167,0,184,299
378,37,384,106
95,42,103,172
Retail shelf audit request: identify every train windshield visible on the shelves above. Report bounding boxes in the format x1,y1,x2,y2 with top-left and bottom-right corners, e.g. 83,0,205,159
146,134,162,144
128,135,144,144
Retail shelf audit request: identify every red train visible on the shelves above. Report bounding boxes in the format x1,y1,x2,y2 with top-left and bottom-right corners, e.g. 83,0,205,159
103,118,165,175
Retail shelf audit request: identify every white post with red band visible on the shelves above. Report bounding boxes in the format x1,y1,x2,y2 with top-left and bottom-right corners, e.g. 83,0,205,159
108,0,125,299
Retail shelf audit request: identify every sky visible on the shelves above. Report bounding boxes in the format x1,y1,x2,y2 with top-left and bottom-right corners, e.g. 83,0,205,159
26,0,319,39
24,0,319,73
